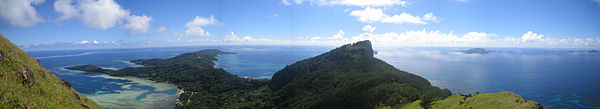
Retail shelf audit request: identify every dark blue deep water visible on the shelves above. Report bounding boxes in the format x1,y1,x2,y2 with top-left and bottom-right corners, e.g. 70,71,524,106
27,46,600,108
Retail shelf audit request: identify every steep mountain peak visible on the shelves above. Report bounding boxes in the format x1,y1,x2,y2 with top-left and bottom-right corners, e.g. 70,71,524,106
267,40,451,108
335,40,374,58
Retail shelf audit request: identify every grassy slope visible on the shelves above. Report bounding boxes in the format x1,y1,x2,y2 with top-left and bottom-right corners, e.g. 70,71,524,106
0,34,100,108
378,91,542,109
398,91,541,109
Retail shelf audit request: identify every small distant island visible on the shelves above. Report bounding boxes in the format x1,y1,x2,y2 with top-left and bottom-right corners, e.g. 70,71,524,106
587,50,599,53
459,48,491,54
66,40,542,109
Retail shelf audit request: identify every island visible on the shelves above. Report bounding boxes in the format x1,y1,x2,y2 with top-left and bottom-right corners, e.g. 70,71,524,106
66,40,542,109
459,48,491,54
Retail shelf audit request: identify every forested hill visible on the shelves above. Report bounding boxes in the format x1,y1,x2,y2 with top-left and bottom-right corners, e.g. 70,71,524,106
66,49,272,108
131,49,234,68
66,40,542,109
0,34,100,108
268,40,452,108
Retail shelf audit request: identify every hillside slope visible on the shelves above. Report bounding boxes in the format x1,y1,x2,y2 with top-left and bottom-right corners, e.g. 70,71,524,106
0,34,100,108
269,40,452,108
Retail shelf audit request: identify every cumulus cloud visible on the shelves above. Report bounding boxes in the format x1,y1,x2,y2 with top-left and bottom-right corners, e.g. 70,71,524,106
184,16,219,37
350,7,438,24
77,0,130,30
461,32,495,43
79,40,89,44
223,32,255,42
123,15,152,34
328,30,345,39
362,25,376,33
283,0,407,7
520,31,544,42
52,0,152,34
381,12,427,24
349,7,386,23
0,0,45,27
54,0,79,21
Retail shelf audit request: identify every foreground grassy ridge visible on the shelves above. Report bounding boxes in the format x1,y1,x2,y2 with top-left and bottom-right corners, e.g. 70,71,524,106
377,91,542,109
426,91,542,109
0,34,100,108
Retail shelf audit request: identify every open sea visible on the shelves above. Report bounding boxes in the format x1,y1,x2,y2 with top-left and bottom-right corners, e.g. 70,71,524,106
26,45,600,109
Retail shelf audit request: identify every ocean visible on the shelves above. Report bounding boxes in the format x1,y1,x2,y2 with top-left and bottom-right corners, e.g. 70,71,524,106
26,46,600,109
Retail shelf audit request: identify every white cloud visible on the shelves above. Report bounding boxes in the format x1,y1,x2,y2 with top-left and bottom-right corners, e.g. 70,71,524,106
362,25,376,33
328,30,345,39
0,0,45,27
284,0,407,7
461,32,495,43
223,32,255,42
79,40,89,44
185,15,219,27
520,31,544,42
53,0,152,34
350,7,438,24
54,0,79,21
78,0,130,30
123,15,152,34
184,26,208,37
93,40,99,44
281,0,291,5
422,13,439,22
349,7,385,23
381,12,427,24
183,16,219,37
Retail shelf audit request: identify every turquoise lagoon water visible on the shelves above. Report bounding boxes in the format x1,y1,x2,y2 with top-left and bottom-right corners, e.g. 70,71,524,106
27,46,600,109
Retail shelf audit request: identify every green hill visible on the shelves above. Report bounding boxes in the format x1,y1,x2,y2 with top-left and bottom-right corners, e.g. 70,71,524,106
0,34,100,108
269,40,452,108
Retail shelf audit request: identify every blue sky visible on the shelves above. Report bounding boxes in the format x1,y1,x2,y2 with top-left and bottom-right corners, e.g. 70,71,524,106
1,0,599,49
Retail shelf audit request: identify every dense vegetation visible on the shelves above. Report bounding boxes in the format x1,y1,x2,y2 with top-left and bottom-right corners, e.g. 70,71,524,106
269,40,451,108
67,40,541,109
0,34,100,108
67,49,272,108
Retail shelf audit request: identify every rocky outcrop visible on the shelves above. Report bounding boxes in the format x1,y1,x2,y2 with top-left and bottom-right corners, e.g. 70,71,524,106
17,66,35,88
59,78,72,88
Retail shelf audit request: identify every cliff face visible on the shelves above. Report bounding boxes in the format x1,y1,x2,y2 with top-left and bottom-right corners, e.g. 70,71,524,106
0,34,100,109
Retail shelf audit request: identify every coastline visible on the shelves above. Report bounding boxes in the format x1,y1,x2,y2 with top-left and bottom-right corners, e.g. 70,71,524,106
64,68,180,109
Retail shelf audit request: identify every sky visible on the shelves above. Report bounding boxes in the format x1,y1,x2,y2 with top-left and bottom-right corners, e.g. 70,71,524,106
1,0,599,49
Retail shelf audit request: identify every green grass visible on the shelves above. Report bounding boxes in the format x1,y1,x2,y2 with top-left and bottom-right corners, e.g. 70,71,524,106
428,91,542,109
0,34,100,108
